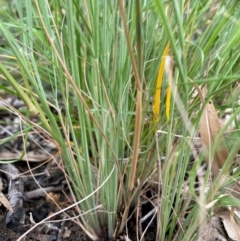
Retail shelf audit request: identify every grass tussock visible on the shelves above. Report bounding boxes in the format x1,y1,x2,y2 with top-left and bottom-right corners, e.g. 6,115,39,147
1,0,240,240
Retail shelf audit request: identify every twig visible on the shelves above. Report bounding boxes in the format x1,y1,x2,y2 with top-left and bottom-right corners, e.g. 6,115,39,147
24,185,65,199
0,164,24,228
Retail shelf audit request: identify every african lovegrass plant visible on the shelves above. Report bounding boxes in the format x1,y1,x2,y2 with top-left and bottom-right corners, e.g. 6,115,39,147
1,0,240,241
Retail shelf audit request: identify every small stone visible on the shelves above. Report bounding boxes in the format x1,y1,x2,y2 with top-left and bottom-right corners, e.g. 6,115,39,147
62,227,71,239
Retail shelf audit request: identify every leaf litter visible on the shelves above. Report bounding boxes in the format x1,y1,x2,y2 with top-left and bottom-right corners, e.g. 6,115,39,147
196,85,240,241
0,90,240,241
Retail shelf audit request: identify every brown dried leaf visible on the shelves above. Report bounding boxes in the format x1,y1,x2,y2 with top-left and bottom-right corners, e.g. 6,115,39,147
216,208,240,241
0,192,13,213
0,178,13,212
197,86,229,176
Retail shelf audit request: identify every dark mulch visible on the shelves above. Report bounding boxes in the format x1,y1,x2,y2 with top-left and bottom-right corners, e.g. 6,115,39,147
0,163,91,241
0,210,89,241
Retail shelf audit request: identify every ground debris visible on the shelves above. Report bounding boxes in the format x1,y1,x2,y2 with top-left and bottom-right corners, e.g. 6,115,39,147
197,216,234,241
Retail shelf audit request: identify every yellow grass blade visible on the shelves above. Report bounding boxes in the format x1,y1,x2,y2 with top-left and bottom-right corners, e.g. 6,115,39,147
165,55,173,122
153,42,170,125
166,86,171,122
